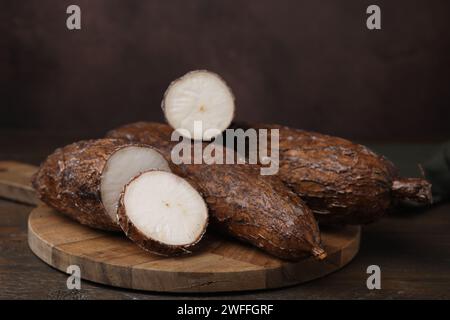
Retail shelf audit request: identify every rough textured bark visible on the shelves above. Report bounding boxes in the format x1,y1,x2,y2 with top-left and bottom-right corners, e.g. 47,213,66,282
32,139,149,231
233,122,433,225
107,122,325,260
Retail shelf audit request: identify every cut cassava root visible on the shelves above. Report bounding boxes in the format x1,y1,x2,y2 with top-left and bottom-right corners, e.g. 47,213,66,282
162,70,235,141
232,122,433,225
32,139,170,231
107,122,326,261
101,145,171,223
118,170,208,256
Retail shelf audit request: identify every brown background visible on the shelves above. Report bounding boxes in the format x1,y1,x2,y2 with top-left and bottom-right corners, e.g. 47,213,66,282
1,0,450,141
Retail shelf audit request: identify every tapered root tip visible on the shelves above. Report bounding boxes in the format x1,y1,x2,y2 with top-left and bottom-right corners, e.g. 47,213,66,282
312,247,327,260
392,178,433,205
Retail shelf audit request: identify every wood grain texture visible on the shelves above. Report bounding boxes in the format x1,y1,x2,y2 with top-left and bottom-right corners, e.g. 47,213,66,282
27,205,360,292
0,161,38,205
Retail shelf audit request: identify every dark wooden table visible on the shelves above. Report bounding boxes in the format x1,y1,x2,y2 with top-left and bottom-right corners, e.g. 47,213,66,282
1,131,449,299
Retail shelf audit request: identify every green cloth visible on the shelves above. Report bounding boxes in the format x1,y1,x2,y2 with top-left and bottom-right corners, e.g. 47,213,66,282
423,142,450,203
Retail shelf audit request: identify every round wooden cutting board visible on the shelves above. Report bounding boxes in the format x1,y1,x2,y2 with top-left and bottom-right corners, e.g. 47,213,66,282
28,205,361,293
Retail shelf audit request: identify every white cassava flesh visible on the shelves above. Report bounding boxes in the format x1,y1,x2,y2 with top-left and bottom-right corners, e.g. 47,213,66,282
100,146,170,223
120,171,208,251
162,70,235,141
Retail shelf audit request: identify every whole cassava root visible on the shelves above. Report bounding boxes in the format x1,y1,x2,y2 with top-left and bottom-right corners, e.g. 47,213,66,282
32,139,170,231
107,122,326,261
174,160,325,260
233,122,433,225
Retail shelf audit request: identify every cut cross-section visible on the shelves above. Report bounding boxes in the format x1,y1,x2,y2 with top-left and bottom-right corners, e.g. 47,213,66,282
32,139,171,231
101,146,170,223
162,70,235,141
118,171,208,256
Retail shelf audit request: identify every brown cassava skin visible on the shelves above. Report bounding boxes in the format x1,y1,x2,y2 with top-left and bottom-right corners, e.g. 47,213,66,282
234,123,432,225
175,162,325,260
117,171,208,256
32,139,149,231
107,122,325,260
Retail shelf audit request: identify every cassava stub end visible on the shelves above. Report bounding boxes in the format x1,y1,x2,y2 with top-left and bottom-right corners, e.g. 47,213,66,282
312,247,327,260
392,178,433,205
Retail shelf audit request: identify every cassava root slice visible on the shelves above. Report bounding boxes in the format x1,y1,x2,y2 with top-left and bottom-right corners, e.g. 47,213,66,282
162,70,235,141
107,122,326,261
117,170,208,256
32,139,170,231
232,122,433,225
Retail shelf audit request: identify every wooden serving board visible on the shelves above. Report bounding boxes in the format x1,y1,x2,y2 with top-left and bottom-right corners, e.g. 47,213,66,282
0,161,38,205
1,161,360,293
